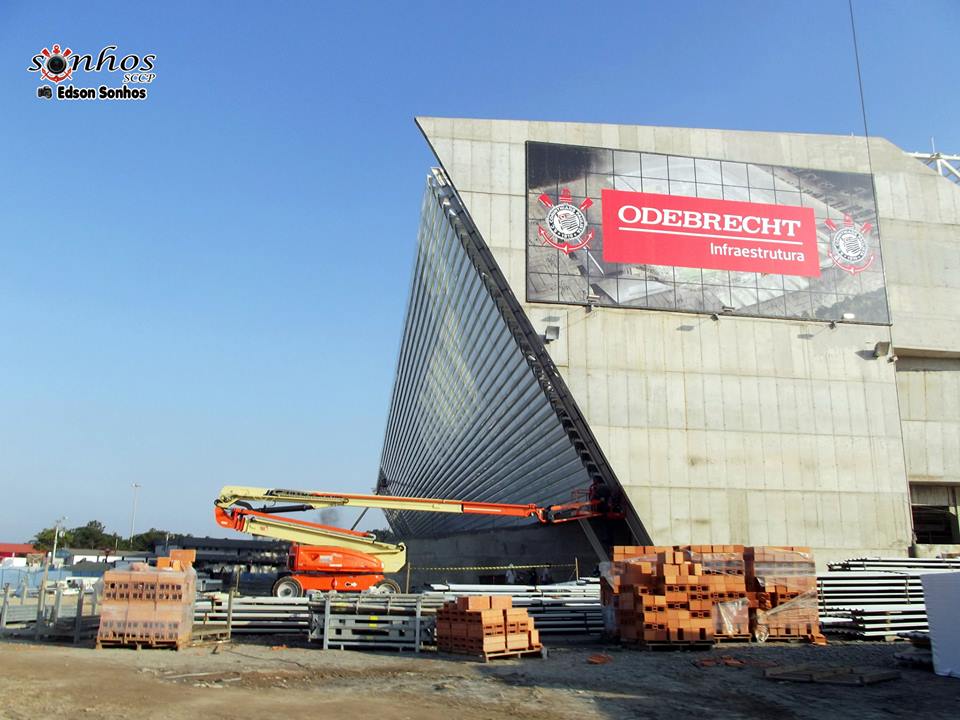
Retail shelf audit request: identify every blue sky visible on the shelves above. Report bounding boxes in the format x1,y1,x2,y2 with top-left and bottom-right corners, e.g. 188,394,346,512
0,1,957,543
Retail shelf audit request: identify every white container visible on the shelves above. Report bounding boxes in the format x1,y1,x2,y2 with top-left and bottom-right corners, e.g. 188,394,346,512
921,571,960,679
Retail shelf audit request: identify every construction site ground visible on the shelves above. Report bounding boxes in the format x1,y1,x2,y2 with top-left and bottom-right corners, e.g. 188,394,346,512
0,637,956,720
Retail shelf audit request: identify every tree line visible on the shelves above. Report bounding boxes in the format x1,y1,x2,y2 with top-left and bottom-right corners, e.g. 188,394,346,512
31,520,173,553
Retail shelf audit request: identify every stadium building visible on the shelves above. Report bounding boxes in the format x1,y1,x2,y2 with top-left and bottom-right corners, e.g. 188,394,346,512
378,118,960,568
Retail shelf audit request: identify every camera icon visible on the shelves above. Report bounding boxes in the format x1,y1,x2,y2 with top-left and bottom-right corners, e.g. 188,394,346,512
37,86,52,99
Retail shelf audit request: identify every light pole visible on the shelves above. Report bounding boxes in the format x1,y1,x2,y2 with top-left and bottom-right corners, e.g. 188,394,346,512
129,483,142,544
50,517,65,565
39,516,66,613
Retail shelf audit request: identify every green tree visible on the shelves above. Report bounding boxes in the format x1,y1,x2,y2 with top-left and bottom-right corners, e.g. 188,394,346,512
31,521,176,554
71,521,118,549
129,528,170,551
32,526,74,552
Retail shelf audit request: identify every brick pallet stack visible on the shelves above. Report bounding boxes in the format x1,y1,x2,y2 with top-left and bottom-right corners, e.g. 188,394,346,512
603,545,820,647
614,547,748,645
96,550,197,650
601,546,661,635
746,546,822,642
436,596,542,659
684,545,750,640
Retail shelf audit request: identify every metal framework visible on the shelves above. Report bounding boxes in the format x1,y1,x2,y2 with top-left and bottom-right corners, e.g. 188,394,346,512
909,149,960,185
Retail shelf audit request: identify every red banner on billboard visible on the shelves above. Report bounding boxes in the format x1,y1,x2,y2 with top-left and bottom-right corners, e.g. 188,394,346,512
601,190,820,277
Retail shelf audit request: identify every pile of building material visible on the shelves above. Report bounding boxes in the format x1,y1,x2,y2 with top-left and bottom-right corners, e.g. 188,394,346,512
830,557,960,573
308,594,431,651
817,572,927,638
96,550,197,650
818,557,960,640
608,547,747,646
427,579,601,634
193,581,600,639
602,545,822,647
747,546,820,641
195,594,309,634
435,595,543,660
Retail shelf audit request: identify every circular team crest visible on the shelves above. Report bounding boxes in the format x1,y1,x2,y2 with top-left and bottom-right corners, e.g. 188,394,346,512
537,188,595,254
39,44,74,83
826,216,875,275
546,202,587,243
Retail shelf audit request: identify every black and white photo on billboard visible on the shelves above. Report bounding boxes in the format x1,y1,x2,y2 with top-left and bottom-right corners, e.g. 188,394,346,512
526,141,890,324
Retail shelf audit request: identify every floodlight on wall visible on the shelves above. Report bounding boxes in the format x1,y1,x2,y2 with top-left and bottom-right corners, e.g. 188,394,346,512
710,313,720,321
543,325,560,344
585,292,601,313
873,341,891,359
830,312,857,329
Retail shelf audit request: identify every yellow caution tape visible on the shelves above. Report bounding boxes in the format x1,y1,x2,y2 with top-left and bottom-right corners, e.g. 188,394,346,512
411,563,575,571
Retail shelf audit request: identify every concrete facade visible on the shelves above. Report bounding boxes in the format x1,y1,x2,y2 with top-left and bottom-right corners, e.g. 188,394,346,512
410,118,960,566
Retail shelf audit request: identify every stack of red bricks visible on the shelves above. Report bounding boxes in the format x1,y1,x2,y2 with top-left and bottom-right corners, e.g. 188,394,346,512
612,546,748,645
685,545,750,639
745,546,821,641
96,549,197,650
603,545,820,646
436,596,541,657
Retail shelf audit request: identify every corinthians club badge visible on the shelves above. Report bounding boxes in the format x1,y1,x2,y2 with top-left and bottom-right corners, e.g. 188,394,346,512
826,215,875,275
537,188,594,254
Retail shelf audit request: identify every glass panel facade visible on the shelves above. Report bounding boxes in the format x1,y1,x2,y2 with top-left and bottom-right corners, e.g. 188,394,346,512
378,173,596,537
526,141,890,324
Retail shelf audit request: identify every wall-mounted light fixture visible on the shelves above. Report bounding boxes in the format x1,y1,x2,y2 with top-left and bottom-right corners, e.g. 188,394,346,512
543,325,560,344
873,341,891,359
830,312,858,329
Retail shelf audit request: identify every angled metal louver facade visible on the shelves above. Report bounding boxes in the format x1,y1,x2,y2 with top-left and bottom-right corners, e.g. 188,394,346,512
378,170,640,538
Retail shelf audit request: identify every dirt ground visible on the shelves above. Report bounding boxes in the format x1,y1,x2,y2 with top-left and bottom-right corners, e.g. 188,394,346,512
0,637,956,720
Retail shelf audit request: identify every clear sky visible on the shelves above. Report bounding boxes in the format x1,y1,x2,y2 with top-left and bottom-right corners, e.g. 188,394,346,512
0,1,957,543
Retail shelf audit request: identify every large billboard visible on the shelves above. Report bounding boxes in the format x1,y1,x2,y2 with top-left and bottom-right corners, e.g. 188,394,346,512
526,141,890,324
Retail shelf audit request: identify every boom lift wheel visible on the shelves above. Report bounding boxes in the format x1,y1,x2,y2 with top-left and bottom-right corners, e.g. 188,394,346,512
371,579,401,594
272,576,303,598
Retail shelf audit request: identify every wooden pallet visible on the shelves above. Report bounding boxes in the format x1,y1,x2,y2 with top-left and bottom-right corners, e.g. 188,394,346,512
764,664,900,685
623,641,714,651
440,645,547,663
95,636,189,651
715,634,752,643
191,624,231,644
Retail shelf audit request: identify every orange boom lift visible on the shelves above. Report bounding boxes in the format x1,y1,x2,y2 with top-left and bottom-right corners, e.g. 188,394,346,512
214,485,619,596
